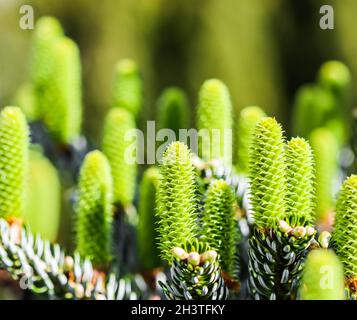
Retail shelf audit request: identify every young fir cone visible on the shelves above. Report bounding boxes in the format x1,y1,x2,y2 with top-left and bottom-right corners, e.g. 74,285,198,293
0,107,29,220
24,148,61,242
156,87,190,137
42,37,82,144
137,167,161,270
351,108,357,174
30,16,64,93
201,180,239,279
102,108,137,208
235,106,266,175
299,249,345,300
317,61,351,145
197,79,233,166
309,128,339,229
75,150,113,269
331,174,357,299
111,59,142,119
13,83,38,122
156,142,198,263
248,118,316,300
159,239,228,300
292,84,335,139
285,137,315,227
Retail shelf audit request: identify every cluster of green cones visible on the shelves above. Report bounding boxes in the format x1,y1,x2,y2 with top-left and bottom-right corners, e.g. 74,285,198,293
0,16,356,301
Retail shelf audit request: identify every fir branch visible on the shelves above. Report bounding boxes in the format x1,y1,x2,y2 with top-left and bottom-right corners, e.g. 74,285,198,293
235,106,266,175
248,222,316,300
0,107,29,220
102,108,137,208
197,79,233,166
299,249,345,300
0,218,146,300
159,239,228,300
156,142,198,263
75,150,113,269
111,59,142,119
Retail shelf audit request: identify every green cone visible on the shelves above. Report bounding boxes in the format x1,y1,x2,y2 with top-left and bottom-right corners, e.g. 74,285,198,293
75,150,113,269
0,107,29,219
137,167,161,270
197,79,233,166
299,249,345,300
24,148,61,242
156,87,190,137
111,59,142,119
309,128,339,223
102,108,137,207
235,106,266,175
331,174,357,298
42,37,82,144
156,142,198,263
201,179,238,277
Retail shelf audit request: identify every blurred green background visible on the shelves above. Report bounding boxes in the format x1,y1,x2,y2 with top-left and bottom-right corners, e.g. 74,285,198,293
0,0,356,143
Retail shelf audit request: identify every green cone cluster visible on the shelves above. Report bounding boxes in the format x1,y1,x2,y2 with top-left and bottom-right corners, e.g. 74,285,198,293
331,174,357,297
299,249,345,300
202,179,237,277
75,150,113,269
156,142,198,262
102,108,137,207
111,59,142,119
248,117,317,300
156,87,190,137
0,107,29,219
159,240,228,300
24,148,61,242
309,128,339,223
235,106,266,175
137,167,161,270
197,79,233,165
